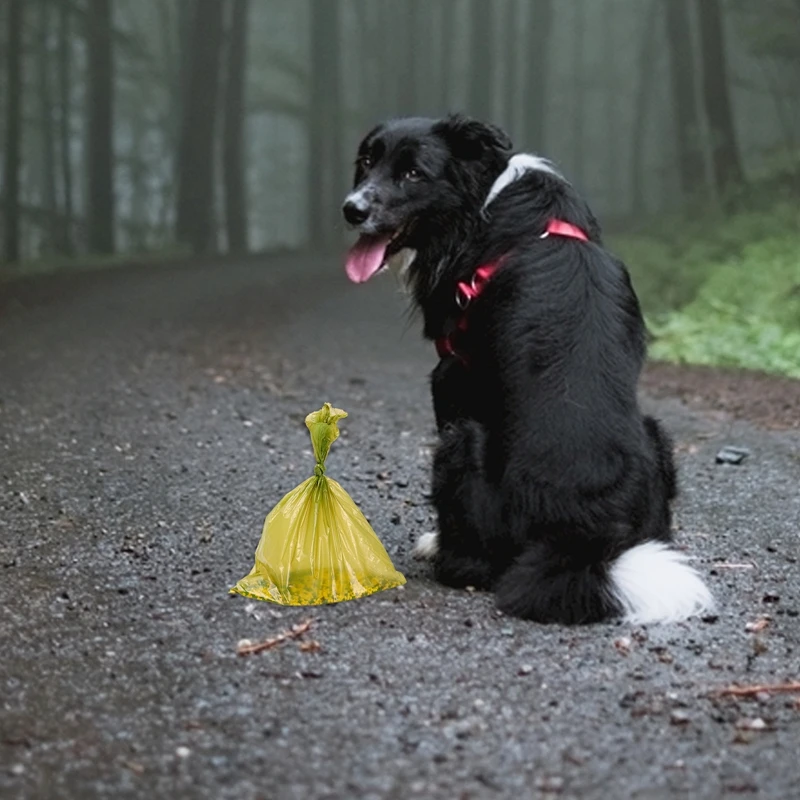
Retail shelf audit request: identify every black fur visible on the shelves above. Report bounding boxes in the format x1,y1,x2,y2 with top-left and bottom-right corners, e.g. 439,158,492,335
344,115,679,625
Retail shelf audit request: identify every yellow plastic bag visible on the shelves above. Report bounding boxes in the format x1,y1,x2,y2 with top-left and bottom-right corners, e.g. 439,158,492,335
231,403,406,605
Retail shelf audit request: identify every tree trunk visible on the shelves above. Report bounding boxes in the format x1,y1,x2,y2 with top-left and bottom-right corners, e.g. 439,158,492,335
395,0,419,115
175,0,225,254
4,0,23,263
604,0,620,208
630,0,660,214
438,0,455,111
696,0,744,192
86,0,115,254
3,0,23,263
309,0,343,250
176,0,194,128
411,0,436,114
663,0,705,197
375,0,396,118
503,0,520,138
523,0,553,151
223,0,249,254
363,0,387,119
128,117,148,252
38,0,58,254
57,0,74,254
468,0,494,121
572,0,586,185
360,0,384,122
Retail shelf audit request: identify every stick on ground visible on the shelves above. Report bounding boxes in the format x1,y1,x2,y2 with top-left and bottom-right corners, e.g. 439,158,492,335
237,619,315,656
711,681,800,698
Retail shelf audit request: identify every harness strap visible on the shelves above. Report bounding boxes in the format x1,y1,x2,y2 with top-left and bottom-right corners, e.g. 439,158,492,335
435,219,589,363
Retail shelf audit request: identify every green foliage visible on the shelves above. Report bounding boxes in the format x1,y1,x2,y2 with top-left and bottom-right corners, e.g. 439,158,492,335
611,185,800,379
647,313,800,378
728,0,800,64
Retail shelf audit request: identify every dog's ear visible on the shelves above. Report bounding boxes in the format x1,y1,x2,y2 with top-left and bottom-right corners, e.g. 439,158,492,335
434,114,513,161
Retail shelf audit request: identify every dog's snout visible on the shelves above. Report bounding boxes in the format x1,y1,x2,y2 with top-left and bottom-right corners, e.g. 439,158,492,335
343,197,370,226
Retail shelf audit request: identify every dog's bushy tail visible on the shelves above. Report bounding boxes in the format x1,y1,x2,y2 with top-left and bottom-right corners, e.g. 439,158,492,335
496,540,714,625
608,541,714,624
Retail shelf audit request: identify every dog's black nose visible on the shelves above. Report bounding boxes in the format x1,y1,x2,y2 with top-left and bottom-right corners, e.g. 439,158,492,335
343,200,369,226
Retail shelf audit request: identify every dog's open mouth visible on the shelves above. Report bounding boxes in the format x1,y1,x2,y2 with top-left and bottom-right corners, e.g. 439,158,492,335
345,224,411,284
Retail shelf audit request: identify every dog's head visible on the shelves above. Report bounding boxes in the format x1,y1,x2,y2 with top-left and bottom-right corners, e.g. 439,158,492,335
343,115,512,284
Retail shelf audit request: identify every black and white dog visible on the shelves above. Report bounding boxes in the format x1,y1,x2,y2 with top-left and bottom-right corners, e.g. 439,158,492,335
342,115,713,625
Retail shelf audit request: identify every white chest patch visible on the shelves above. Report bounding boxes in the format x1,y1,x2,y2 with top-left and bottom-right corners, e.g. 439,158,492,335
387,247,417,292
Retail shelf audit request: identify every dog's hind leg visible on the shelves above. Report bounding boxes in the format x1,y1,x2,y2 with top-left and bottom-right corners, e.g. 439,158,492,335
495,540,622,624
641,415,678,543
644,415,677,501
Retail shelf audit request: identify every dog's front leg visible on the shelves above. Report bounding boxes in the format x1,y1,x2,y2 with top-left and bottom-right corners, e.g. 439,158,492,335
430,357,473,432
417,419,506,590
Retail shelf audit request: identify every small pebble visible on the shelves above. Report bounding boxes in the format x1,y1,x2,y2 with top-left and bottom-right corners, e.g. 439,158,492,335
535,775,564,793
614,637,631,655
175,746,191,758
10,764,25,776
518,664,534,676
736,717,768,731
670,710,691,725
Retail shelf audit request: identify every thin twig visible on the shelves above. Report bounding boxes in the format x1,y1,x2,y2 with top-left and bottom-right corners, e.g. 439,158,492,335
711,681,800,698
237,619,314,656
711,562,756,569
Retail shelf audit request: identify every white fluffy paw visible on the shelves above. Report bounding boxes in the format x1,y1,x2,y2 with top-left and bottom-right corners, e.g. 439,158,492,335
412,532,439,561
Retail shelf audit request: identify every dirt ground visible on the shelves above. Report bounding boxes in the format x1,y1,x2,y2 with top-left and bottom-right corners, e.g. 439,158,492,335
642,363,800,432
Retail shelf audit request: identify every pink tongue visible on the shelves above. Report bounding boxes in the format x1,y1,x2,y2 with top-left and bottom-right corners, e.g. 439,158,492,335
345,234,392,283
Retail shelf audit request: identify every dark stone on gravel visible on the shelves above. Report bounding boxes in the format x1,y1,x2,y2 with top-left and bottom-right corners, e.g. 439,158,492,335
716,445,751,465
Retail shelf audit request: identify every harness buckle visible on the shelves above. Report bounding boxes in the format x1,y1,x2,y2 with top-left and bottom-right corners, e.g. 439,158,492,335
455,284,472,309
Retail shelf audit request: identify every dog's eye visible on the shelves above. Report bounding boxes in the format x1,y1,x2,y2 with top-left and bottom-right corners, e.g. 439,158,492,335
403,168,422,182
358,155,372,169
